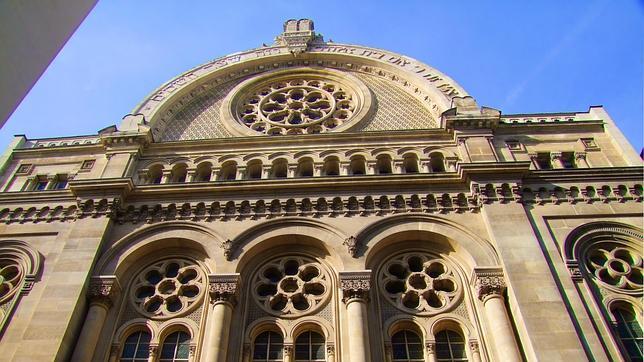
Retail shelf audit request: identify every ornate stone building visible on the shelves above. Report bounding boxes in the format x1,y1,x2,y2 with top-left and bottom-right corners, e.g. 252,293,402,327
0,19,641,362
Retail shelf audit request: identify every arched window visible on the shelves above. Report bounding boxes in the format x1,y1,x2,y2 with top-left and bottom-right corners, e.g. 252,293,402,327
247,160,263,179
296,158,314,177
159,331,190,362
194,162,212,182
253,331,283,361
349,156,366,175
403,154,419,173
376,154,393,174
429,153,445,172
391,330,424,361
271,159,288,178
170,164,187,183
322,157,339,176
120,331,151,362
148,165,163,184
295,331,325,361
435,330,467,362
611,305,643,361
219,161,238,181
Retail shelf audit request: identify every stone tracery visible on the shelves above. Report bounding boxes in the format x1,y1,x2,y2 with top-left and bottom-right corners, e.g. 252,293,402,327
585,243,642,292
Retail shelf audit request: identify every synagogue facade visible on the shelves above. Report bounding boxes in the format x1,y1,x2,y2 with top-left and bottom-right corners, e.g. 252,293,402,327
0,20,640,362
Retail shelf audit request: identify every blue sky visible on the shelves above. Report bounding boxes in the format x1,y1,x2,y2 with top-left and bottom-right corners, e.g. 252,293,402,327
3,0,643,151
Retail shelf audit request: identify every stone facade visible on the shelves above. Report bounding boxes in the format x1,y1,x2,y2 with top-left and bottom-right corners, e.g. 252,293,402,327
0,19,640,362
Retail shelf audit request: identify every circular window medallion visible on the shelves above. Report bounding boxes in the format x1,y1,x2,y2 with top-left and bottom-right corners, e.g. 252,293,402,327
585,243,642,293
223,68,372,136
130,259,205,320
380,253,461,315
0,258,24,304
252,256,330,317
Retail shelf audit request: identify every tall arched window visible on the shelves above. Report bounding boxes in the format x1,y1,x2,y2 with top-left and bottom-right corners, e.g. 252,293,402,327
295,331,325,361
611,305,643,361
253,331,284,361
120,331,151,362
147,165,163,184
435,330,467,362
194,162,212,182
391,330,424,361
159,331,190,362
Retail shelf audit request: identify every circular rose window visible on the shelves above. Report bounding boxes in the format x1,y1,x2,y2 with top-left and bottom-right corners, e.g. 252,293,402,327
585,243,642,293
380,253,461,315
252,256,330,317
223,68,372,136
130,259,205,319
0,258,24,304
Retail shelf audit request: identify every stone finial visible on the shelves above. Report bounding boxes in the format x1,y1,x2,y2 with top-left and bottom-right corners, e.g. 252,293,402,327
472,268,506,301
343,235,359,257
274,18,322,55
339,270,371,303
208,274,240,306
88,276,120,308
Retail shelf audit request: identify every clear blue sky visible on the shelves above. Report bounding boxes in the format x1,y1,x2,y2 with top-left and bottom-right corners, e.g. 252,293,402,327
3,0,643,151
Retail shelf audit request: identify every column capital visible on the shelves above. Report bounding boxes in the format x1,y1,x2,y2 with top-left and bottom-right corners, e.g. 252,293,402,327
550,152,562,160
208,273,240,306
88,276,120,308
425,341,436,354
339,270,371,303
472,267,506,301
326,343,335,356
469,340,480,353
283,344,293,358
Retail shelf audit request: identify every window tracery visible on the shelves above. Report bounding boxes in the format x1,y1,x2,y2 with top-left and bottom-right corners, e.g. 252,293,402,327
130,259,205,319
252,256,330,317
119,331,151,362
380,253,461,315
159,331,190,362
585,242,642,293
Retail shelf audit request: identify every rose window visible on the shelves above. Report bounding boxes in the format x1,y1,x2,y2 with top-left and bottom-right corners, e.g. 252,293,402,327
130,259,205,319
380,253,460,315
585,243,642,292
0,260,23,304
237,78,356,135
252,256,330,317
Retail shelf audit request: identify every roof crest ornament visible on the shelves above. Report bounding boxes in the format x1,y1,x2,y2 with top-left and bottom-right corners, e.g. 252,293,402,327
274,19,323,56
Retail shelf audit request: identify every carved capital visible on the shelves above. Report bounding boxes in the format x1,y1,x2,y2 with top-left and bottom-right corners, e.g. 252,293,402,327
574,151,587,160
426,341,436,354
148,344,159,358
283,344,293,357
550,152,562,161
326,343,335,356
343,235,359,258
472,268,506,301
339,270,371,303
208,273,240,306
88,276,119,308
469,340,480,353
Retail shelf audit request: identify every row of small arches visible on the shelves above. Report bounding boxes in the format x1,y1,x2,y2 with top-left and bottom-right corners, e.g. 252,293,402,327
139,153,450,184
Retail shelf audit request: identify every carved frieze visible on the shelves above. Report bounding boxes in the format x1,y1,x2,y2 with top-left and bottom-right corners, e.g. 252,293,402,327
339,270,371,303
208,274,240,306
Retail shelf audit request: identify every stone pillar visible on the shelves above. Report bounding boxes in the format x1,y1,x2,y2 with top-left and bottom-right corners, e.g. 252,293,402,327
366,161,376,175
473,268,521,362
147,345,158,362
71,276,119,362
203,274,240,362
550,152,563,168
339,271,372,362
262,165,271,179
186,169,196,182
469,341,482,362
340,162,350,176
283,344,293,362
425,341,436,362
575,152,589,168
313,162,323,177
108,345,120,362
236,166,246,180
161,170,171,183
326,344,336,362
211,167,221,181
45,175,56,190
393,161,404,174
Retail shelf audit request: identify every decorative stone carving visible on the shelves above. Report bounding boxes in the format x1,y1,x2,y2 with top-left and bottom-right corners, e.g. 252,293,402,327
208,273,240,306
283,344,293,358
252,256,330,317
339,270,371,303
274,19,321,54
88,276,119,308
220,239,233,261
584,242,642,293
130,259,205,319
380,253,460,315
425,341,436,354
566,260,583,282
469,340,480,352
472,268,506,301
343,235,359,257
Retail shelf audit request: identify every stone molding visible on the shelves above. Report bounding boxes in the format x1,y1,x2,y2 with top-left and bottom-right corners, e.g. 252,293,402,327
208,273,240,306
472,268,506,302
88,276,120,308
339,270,371,303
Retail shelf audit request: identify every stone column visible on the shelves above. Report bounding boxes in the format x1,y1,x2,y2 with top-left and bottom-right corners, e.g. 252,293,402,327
313,163,323,177
425,341,436,362
242,343,251,362
469,341,482,362
45,175,57,190
71,276,119,362
108,345,120,362
283,344,293,362
147,345,158,362
366,161,376,175
203,274,240,362
326,344,336,362
550,152,563,168
340,271,372,362
288,165,297,178
186,169,196,182
161,170,171,183
575,152,589,168
211,167,221,181
393,161,404,174
473,268,521,362
236,166,247,180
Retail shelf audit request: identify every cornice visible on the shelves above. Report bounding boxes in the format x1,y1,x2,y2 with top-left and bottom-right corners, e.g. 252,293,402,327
69,178,134,201
523,167,643,183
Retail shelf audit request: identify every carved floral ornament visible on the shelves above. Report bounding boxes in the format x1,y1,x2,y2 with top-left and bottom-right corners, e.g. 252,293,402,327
130,259,206,319
583,242,642,294
222,68,372,136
